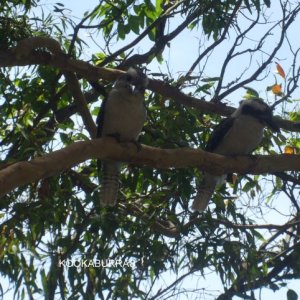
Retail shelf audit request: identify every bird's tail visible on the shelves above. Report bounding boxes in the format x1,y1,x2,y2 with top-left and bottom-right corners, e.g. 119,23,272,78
192,174,224,211
192,189,215,212
100,161,121,207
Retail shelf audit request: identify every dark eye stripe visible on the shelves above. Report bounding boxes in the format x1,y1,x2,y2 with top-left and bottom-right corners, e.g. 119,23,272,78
242,104,271,116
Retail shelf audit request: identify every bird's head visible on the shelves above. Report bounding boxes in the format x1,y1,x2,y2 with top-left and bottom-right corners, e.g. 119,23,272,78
127,67,148,94
234,98,280,132
114,68,148,94
114,72,134,93
127,68,148,86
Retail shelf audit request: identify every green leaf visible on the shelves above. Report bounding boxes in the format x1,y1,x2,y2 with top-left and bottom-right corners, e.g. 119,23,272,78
155,0,163,14
195,82,215,95
201,77,221,82
264,0,271,7
128,15,141,35
117,23,126,40
253,0,261,11
243,86,260,99
244,0,252,12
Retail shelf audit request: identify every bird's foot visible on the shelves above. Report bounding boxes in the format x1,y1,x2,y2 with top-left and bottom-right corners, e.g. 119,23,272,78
130,140,142,151
106,133,121,143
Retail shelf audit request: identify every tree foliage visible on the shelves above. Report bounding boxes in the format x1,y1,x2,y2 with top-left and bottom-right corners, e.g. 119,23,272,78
1,0,300,299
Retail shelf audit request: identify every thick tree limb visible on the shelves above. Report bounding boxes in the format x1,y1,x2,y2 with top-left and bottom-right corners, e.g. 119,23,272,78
0,138,300,197
1,40,300,132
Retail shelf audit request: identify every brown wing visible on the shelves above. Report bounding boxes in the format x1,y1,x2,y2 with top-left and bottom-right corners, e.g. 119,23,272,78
205,117,235,152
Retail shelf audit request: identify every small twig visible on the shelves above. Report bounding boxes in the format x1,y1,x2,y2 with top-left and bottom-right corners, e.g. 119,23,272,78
217,5,300,100
100,1,181,67
182,0,243,86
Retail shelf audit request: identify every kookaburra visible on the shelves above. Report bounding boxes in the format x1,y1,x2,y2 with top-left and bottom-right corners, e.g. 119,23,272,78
97,68,148,207
192,98,280,211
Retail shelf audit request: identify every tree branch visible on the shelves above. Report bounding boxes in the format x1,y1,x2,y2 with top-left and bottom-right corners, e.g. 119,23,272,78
15,37,97,138
63,71,97,138
1,138,300,197
1,37,300,132
217,4,300,100
184,0,243,85
99,1,181,67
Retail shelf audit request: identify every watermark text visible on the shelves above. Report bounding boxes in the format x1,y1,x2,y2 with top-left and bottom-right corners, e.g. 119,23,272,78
58,258,144,269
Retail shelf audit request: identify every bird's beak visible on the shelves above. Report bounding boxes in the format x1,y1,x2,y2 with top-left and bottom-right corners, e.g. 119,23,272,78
264,115,280,132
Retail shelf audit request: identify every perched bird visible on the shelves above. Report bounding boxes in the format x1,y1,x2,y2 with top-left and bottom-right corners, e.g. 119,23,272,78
97,68,148,207
192,98,280,211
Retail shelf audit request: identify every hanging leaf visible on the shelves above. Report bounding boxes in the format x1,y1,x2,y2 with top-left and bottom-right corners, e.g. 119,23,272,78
284,146,296,154
276,63,286,79
272,84,283,96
